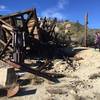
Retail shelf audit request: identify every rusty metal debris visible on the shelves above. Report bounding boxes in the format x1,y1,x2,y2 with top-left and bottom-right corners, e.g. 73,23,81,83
7,84,20,97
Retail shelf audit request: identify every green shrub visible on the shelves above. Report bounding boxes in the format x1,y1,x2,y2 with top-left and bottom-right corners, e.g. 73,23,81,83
77,33,95,47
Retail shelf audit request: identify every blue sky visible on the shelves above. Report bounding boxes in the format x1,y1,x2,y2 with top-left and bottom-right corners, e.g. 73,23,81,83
0,0,100,28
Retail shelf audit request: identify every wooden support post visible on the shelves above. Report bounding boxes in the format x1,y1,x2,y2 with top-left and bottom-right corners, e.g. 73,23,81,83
84,13,88,47
9,17,16,27
26,12,34,24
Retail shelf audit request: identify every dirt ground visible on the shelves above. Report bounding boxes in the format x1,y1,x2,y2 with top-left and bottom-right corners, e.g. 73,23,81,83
1,47,100,100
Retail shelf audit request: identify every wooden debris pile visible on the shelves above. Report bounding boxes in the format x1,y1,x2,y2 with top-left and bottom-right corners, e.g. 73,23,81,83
0,8,57,63
0,8,64,97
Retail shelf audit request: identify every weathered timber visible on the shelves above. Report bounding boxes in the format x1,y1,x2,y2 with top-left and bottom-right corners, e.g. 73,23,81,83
0,19,14,30
0,60,17,88
0,8,59,97
2,28,12,36
2,24,13,32
0,60,19,97
0,39,13,51
7,84,19,97
4,60,65,82
0,9,34,19
0,37,12,57
84,13,88,47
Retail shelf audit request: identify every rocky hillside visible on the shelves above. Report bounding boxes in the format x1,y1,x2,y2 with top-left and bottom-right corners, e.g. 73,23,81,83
55,20,100,46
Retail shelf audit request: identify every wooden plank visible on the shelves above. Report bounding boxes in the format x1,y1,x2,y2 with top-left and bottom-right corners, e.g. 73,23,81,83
2,24,13,32
0,60,16,88
0,19,13,29
0,37,12,57
0,67,16,87
0,39,13,51
0,9,34,19
3,28,12,36
9,17,16,27
84,13,88,47
0,27,7,43
26,12,34,24
4,60,65,82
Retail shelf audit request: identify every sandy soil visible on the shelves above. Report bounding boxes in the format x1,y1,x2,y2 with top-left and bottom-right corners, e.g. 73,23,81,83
1,47,100,100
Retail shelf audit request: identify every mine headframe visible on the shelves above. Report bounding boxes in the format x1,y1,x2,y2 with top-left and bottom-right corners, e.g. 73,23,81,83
0,8,57,64
0,8,39,64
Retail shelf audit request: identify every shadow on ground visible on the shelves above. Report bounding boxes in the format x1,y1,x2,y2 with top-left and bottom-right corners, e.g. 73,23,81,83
0,87,36,97
0,89,7,97
16,87,36,97
26,46,87,59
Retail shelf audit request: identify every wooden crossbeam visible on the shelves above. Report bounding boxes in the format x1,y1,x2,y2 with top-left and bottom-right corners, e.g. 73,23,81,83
0,19,13,29
0,37,12,57
0,9,34,19
0,39,13,51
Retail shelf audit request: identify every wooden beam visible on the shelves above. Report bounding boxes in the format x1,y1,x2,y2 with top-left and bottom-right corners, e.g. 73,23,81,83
26,12,34,24
0,9,34,20
0,37,12,57
3,28,12,36
84,13,88,47
0,27,7,43
0,19,13,29
0,39,13,51
9,17,16,27
2,24,13,32
4,60,65,82
30,24,37,34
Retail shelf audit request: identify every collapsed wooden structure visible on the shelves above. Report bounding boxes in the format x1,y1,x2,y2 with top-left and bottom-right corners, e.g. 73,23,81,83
0,8,57,63
0,8,61,97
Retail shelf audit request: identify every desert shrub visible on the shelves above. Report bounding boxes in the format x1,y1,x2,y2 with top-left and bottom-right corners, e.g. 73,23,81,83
55,20,98,47
77,33,95,47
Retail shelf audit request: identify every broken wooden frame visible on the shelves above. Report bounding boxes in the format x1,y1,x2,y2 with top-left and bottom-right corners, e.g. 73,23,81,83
0,8,39,62
0,8,63,97
0,8,57,62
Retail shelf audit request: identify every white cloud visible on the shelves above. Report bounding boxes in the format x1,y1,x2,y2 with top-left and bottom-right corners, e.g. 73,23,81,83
41,0,69,19
42,9,64,19
58,0,68,9
0,5,11,13
0,5,6,10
